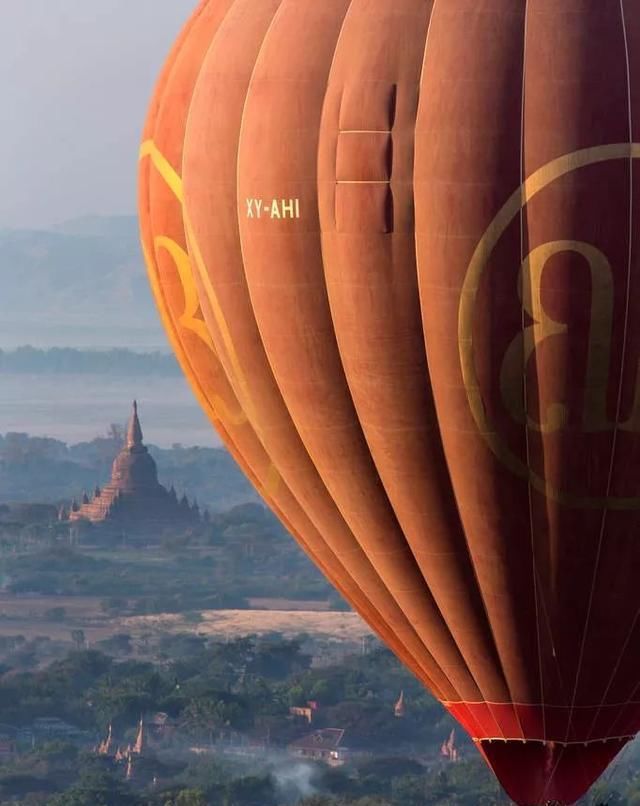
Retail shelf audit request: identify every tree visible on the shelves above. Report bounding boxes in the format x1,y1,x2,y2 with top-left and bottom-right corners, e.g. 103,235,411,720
249,639,310,679
390,776,429,806
47,770,141,806
183,698,223,745
314,766,353,797
358,757,424,782
157,633,206,660
71,630,86,650
163,789,207,806
97,633,132,656
181,697,246,743
224,774,277,806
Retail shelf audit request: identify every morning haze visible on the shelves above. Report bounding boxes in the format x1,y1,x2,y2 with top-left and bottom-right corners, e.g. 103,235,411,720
0,0,215,442
1,0,194,230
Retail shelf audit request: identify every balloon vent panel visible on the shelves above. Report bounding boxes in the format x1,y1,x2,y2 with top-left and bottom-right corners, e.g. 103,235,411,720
335,82,396,233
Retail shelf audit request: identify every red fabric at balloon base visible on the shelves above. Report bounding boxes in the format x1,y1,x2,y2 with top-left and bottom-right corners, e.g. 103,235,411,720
479,739,629,805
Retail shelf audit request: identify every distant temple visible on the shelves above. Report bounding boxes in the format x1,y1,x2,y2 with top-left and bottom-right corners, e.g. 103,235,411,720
440,729,460,763
68,402,205,534
96,718,145,780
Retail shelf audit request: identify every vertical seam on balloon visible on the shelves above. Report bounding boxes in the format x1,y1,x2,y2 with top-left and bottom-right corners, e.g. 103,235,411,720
142,0,330,539
410,0,473,707
228,0,378,530
235,0,288,353
415,0,518,725
416,0,506,714
231,0,313,443
318,1,418,567
319,0,355,241
563,0,636,745
414,4,510,717
182,0,264,431
318,0,477,697
405,1,504,714
145,1,448,704
584,0,636,744
232,0,455,697
311,5,466,700
322,4,350,232
411,0,474,708
316,0,478,705
179,0,307,535
534,565,566,704
388,1,494,710
539,0,637,785
519,0,545,748
316,0,402,546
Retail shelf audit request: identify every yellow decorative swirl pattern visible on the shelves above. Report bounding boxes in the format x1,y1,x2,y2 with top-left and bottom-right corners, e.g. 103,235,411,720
138,140,256,433
139,138,283,493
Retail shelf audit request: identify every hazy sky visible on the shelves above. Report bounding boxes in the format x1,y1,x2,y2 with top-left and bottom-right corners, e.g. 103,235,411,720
1,1,196,230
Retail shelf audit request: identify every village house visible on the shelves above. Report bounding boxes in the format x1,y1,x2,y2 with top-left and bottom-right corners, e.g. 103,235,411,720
288,728,348,766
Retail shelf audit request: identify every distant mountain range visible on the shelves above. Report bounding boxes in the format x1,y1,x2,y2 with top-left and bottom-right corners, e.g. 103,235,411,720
0,216,167,349
0,346,181,376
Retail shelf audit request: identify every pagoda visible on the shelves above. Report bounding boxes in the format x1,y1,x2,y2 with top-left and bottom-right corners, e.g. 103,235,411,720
69,402,203,534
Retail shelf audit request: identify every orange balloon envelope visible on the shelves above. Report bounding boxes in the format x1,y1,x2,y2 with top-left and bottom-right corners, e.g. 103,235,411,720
139,2,640,802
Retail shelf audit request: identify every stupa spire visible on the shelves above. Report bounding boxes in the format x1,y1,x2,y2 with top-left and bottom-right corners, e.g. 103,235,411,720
126,400,144,449
69,401,200,530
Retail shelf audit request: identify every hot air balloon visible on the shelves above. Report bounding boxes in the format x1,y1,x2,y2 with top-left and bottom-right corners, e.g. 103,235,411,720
138,2,640,803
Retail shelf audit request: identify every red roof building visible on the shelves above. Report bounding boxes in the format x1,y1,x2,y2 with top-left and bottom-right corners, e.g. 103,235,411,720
289,728,348,765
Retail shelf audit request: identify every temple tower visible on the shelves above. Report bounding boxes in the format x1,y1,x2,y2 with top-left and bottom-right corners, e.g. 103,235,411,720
69,402,201,536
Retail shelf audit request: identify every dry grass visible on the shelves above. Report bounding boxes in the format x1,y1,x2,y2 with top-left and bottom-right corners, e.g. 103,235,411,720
123,609,372,643
0,594,371,647
245,598,333,611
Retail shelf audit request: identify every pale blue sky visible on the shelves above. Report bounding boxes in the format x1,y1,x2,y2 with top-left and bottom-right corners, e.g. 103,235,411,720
1,1,195,230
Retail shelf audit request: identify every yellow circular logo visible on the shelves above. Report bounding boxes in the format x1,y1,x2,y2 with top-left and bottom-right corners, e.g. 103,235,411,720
458,143,640,509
